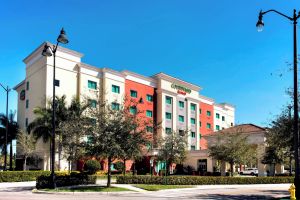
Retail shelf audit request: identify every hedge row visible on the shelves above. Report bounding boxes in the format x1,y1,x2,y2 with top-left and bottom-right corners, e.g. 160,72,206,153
0,171,79,182
0,171,52,182
116,175,294,185
36,173,96,189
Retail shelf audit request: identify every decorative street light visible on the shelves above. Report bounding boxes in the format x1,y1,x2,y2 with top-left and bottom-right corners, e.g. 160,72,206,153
0,83,11,171
256,9,300,198
41,28,69,188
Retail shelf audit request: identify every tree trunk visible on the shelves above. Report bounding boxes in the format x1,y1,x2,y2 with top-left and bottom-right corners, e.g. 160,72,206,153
166,160,170,175
107,157,112,187
123,159,126,176
23,156,27,171
230,162,234,177
58,136,61,171
289,155,293,176
132,161,136,175
9,140,13,170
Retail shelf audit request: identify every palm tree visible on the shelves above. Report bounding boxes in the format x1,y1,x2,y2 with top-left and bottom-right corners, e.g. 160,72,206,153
28,95,68,170
0,110,19,170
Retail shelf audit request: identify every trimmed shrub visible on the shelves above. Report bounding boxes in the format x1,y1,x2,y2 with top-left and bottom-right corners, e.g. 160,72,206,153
116,175,294,185
0,171,51,182
114,161,124,172
36,173,96,189
84,160,101,174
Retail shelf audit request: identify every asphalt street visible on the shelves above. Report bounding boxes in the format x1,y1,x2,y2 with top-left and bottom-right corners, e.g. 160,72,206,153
0,182,290,200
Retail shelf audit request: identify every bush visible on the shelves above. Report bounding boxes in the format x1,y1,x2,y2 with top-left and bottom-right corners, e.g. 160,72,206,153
84,160,101,174
36,173,96,189
0,171,51,182
114,161,124,172
116,175,294,185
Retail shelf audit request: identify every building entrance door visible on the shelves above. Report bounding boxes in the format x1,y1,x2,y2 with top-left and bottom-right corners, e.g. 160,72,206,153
198,159,207,174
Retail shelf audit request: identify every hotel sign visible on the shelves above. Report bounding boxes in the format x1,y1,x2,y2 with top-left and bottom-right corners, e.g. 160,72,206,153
171,83,191,95
20,90,25,101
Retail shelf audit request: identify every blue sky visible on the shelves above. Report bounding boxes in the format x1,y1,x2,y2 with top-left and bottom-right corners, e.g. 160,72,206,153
0,0,299,127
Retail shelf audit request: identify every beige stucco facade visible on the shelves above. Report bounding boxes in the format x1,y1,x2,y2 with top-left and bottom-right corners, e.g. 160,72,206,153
14,42,235,170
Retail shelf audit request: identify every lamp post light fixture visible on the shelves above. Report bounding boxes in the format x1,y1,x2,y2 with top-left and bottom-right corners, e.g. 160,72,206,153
256,9,300,198
0,83,11,171
41,28,69,188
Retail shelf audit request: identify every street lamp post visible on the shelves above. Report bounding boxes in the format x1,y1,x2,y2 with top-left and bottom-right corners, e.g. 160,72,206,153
0,83,11,171
256,9,300,198
41,28,69,188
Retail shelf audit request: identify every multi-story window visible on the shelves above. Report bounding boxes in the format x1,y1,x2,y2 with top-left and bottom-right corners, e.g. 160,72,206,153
54,79,60,87
207,111,211,116
166,128,172,134
165,96,172,104
146,110,153,118
179,101,184,108
130,90,137,98
165,112,172,120
88,99,97,108
25,118,28,127
130,106,137,114
146,126,153,133
179,115,184,122
111,102,120,110
146,94,153,102
199,109,202,114
231,122,234,126
191,132,195,138
190,118,196,125
191,145,196,150
112,85,120,93
26,99,29,109
216,113,220,119
191,103,196,111
216,125,220,130
26,81,29,90
222,116,225,121
199,121,202,127
88,80,97,89
206,123,211,129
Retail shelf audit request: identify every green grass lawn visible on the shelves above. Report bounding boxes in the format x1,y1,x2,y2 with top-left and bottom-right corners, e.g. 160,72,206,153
42,186,131,192
133,184,194,191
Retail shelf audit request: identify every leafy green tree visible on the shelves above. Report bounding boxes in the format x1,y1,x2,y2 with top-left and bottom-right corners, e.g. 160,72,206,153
17,130,37,170
0,110,19,170
157,130,188,175
264,105,293,175
208,132,257,176
60,98,90,171
85,99,151,187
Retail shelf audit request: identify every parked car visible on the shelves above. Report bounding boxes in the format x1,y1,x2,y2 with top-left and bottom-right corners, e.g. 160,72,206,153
240,168,258,176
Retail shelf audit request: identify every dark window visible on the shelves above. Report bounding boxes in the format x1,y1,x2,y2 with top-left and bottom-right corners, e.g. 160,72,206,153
88,80,97,89
130,90,137,98
26,81,29,90
54,79,60,87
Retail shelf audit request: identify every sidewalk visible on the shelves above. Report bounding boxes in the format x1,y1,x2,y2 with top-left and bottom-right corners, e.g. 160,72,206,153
0,181,36,189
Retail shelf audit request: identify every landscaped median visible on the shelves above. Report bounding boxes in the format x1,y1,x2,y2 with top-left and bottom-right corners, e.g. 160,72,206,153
133,184,194,191
116,175,294,185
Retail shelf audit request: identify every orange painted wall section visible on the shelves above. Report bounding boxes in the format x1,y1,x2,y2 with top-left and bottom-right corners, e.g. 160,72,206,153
199,102,214,149
125,79,156,140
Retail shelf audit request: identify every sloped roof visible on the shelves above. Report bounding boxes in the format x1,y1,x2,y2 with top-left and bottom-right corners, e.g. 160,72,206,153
205,124,267,137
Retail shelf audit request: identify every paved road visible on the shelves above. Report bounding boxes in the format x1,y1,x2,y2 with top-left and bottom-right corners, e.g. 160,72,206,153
0,182,290,200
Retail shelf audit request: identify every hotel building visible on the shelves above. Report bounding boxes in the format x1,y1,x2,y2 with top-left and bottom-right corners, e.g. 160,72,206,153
14,42,235,171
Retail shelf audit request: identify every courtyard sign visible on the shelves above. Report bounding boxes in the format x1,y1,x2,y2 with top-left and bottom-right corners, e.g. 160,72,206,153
171,83,191,95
